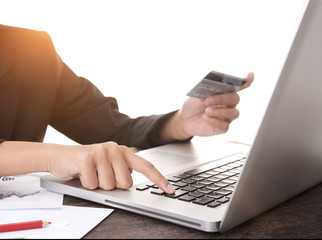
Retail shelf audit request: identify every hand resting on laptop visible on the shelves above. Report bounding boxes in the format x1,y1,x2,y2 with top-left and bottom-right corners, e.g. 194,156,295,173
0,141,177,193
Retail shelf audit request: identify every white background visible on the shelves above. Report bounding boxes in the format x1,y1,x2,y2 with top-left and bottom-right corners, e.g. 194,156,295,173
0,0,307,145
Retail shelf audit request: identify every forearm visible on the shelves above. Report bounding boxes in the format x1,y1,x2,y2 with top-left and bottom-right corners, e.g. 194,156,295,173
158,110,192,143
0,141,53,176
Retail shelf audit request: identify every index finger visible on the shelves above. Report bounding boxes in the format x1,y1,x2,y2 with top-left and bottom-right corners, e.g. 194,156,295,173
121,146,175,194
238,72,254,92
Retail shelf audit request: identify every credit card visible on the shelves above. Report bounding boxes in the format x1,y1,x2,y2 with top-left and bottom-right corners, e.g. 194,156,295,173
187,71,247,99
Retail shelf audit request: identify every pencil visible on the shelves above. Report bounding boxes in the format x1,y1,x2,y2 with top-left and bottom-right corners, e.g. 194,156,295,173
0,220,51,233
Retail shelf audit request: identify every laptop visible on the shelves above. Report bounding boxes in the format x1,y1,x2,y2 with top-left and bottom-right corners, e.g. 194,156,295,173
41,0,322,233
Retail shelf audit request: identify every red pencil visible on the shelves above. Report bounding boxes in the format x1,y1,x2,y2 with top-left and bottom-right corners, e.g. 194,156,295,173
0,220,51,233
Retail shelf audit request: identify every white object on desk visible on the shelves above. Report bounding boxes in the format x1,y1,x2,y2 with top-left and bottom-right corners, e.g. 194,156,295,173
27,205,114,239
0,209,70,239
0,174,63,210
0,205,113,239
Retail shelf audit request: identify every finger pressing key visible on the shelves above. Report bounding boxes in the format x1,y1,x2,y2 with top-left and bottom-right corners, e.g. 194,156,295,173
120,146,176,194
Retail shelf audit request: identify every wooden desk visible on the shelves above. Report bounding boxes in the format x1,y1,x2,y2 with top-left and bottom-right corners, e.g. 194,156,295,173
63,183,322,239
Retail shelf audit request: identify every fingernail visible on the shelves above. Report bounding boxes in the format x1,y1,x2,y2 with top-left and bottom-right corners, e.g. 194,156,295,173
167,184,175,194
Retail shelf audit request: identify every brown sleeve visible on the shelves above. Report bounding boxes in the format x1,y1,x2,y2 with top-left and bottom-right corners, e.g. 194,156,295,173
43,34,189,149
0,25,191,149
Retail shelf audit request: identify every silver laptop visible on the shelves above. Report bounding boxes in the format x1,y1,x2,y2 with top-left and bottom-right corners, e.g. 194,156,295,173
41,0,322,233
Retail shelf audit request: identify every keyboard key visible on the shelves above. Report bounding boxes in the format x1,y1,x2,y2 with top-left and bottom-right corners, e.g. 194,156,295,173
196,173,212,178
167,176,181,182
182,178,198,184
216,189,232,196
151,189,165,195
207,201,221,208
164,190,188,198
205,185,221,191
219,165,235,171
197,188,214,194
190,176,205,181
193,196,215,205
190,183,206,189
228,176,239,181
228,169,241,174
224,186,235,192
136,185,149,191
217,197,230,204
205,170,221,176
214,168,228,173
213,182,230,188
206,177,221,183
222,179,236,185
172,181,189,188
213,174,229,180
189,191,205,198
178,194,197,202
146,183,159,188
198,180,213,186
235,167,243,171
206,192,224,199
221,171,237,177
181,186,197,192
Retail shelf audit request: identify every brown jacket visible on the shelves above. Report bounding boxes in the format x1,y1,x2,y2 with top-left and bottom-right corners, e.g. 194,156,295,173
0,25,178,149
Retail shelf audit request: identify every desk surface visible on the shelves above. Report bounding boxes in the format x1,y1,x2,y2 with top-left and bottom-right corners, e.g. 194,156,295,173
63,183,322,239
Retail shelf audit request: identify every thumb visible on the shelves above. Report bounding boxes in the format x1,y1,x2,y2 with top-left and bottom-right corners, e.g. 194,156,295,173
238,72,254,91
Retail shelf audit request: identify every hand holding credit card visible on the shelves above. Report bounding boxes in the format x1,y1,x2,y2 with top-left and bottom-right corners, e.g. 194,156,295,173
187,71,247,99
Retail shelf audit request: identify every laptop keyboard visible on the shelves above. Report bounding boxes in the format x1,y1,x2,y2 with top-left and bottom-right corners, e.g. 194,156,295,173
135,153,246,208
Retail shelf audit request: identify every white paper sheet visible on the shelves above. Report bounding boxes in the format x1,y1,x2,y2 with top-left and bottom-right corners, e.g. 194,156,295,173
0,172,113,239
0,174,63,209
0,206,113,239
0,209,70,239
26,205,114,239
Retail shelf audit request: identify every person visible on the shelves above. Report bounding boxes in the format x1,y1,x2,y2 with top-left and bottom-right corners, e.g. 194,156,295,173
0,24,254,194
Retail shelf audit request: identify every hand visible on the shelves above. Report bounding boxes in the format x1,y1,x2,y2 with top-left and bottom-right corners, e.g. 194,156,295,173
158,72,254,141
48,142,175,193
180,72,254,137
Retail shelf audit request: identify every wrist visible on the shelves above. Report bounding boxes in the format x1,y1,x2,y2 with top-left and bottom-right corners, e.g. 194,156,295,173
0,141,53,176
159,110,192,142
